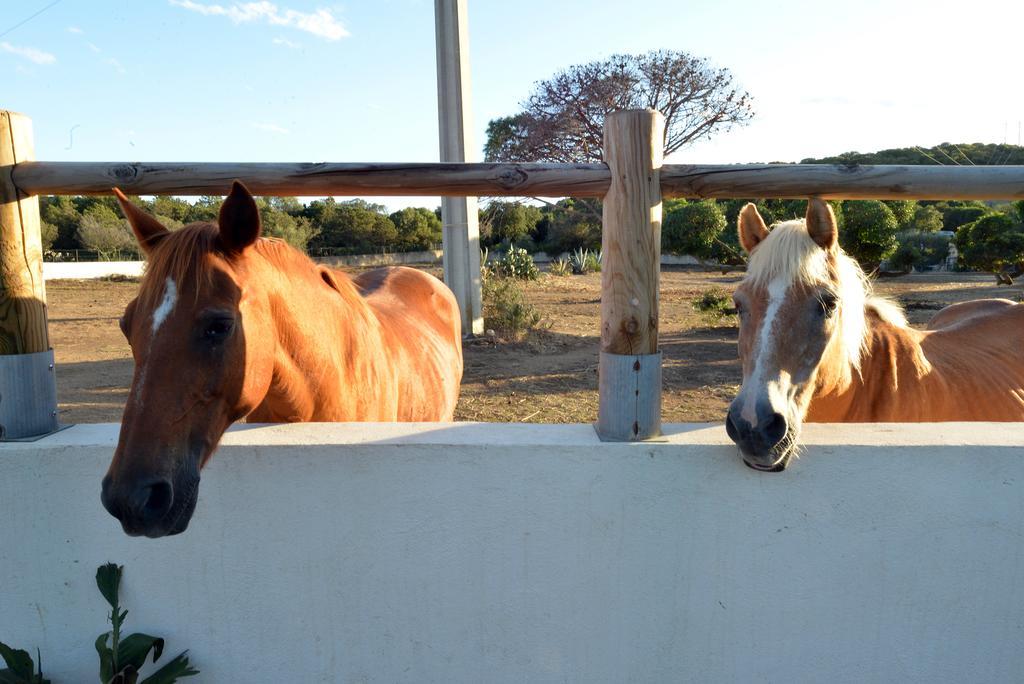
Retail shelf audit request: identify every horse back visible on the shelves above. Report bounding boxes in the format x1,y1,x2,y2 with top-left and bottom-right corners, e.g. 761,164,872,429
353,267,463,420
926,298,1018,330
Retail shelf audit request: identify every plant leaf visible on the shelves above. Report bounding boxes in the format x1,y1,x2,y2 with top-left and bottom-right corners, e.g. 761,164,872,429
116,635,164,672
109,664,138,684
33,648,49,684
0,671,31,684
0,643,34,680
96,564,123,610
95,633,113,683
139,651,199,683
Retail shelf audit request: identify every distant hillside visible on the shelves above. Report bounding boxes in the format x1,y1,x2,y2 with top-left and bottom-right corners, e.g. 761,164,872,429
801,142,1024,166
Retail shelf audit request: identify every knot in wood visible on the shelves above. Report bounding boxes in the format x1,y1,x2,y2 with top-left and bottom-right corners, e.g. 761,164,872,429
109,164,139,182
496,167,528,190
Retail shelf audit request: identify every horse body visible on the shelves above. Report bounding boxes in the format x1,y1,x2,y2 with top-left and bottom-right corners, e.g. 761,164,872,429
244,251,462,423
102,182,462,537
807,303,1024,422
726,198,1024,471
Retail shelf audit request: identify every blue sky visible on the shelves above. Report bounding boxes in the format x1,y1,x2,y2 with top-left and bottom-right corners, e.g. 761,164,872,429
4,0,1023,209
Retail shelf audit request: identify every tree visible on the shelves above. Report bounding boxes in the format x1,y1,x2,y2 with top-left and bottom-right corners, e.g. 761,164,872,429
662,200,725,259
256,197,316,250
40,195,84,249
839,200,899,269
484,50,753,163
883,200,916,228
955,213,1024,274
76,204,135,253
908,205,944,233
936,202,989,232
306,198,398,252
389,207,442,250
542,199,602,255
479,201,543,247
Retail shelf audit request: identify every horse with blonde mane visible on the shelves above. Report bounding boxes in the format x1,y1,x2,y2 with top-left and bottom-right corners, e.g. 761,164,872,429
101,182,463,536
726,198,1024,472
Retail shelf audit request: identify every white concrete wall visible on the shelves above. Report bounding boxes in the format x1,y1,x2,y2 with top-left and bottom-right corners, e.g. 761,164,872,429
43,260,146,280
2,422,1022,683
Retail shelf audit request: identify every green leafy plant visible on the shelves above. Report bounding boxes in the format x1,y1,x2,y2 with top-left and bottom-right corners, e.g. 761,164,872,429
94,563,198,684
549,257,572,276
483,276,543,341
494,246,539,280
568,247,602,275
0,643,49,683
2,564,197,684
692,287,735,319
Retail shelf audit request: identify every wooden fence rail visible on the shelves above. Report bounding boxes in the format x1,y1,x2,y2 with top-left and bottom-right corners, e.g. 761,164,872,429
11,160,1024,200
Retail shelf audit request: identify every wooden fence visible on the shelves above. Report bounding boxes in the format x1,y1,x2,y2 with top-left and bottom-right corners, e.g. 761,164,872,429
3,107,1024,439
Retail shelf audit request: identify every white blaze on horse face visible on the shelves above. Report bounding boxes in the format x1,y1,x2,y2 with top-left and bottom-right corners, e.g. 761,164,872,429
151,277,178,334
739,277,790,425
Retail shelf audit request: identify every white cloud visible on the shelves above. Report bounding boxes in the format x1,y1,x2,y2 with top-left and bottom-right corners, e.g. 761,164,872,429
106,57,126,74
0,42,56,65
251,122,290,134
169,1,349,40
273,37,301,48
86,42,102,53
67,26,83,34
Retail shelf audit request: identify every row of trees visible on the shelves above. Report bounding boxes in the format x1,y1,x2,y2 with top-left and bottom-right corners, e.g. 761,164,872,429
39,194,444,256
480,195,1024,274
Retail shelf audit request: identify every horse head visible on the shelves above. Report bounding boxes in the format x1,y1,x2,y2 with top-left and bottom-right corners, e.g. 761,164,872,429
725,198,866,471
101,182,276,537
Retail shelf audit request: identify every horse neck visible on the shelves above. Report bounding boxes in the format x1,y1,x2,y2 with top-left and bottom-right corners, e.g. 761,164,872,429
807,307,928,422
249,244,381,421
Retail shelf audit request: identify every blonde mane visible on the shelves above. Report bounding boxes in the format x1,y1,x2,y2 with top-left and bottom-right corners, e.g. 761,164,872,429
744,219,907,373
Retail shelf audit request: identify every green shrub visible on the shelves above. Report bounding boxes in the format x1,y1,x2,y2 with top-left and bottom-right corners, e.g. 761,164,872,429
662,200,726,259
549,257,572,276
955,213,1024,273
891,231,952,271
494,246,539,280
839,200,899,269
692,287,735,318
483,277,542,341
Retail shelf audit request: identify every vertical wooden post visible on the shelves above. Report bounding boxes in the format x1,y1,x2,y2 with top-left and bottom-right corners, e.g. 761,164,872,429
596,109,664,441
0,110,57,439
434,0,484,336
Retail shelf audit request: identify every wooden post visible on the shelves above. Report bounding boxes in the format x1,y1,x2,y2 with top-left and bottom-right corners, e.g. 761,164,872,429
596,109,664,441
434,0,484,336
0,110,57,439
1,111,48,354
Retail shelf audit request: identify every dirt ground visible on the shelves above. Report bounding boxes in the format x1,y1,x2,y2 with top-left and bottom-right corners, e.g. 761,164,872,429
46,268,1022,425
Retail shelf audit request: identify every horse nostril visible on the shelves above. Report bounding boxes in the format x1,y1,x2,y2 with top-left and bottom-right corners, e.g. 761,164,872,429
725,409,740,442
759,412,788,447
129,479,174,525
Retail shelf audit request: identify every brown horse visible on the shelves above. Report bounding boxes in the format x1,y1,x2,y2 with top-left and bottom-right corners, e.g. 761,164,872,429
102,182,463,536
726,198,1024,472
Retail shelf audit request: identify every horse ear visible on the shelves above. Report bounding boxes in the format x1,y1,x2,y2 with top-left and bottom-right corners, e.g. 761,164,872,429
218,180,261,254
805,198,838,250
738,203,769,253
113,188,169,255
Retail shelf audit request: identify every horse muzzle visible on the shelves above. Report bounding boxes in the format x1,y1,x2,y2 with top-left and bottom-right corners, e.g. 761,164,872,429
725,402,795,472
101,465,200,538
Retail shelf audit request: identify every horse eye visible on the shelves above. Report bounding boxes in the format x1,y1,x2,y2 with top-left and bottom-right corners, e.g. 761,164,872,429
818,292,839,316
203,319,235,341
